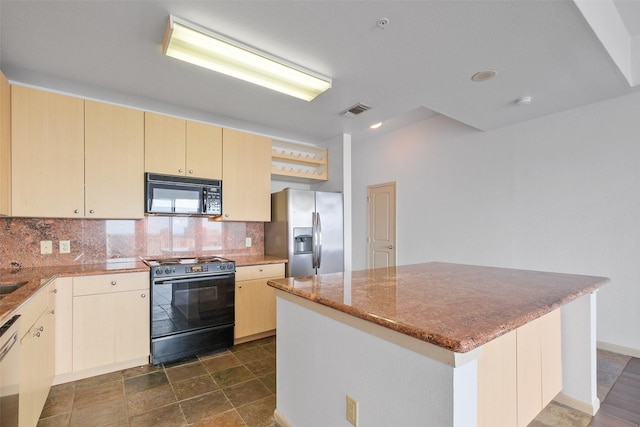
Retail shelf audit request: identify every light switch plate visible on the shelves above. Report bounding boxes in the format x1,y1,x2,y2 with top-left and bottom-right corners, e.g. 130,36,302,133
246,237,252,247
60,240,71,254
40,240,53,254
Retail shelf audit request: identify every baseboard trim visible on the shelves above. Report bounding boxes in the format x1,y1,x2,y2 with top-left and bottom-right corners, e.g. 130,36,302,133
597,341,640,358
234,329,276,345
53,356,149,385
274,409,293,427
554,393,600,416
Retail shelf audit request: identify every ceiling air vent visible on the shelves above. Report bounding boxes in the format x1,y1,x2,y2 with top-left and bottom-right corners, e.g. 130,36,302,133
340,103,371,117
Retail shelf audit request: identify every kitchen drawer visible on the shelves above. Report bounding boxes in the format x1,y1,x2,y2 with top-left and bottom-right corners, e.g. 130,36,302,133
236,263,284,282
15,280,54,337
73,271,149,296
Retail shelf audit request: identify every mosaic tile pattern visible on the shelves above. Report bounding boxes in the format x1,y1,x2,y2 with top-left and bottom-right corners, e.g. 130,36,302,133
0,217,264,268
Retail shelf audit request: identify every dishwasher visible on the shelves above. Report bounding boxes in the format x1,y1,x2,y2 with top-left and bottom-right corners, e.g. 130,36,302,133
0,315,21,427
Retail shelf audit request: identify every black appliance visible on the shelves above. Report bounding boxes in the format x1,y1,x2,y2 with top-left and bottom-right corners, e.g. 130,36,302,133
145,173,222,216
145,256,235,365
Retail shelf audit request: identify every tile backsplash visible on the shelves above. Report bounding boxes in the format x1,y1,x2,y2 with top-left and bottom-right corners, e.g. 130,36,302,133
0,216,264,268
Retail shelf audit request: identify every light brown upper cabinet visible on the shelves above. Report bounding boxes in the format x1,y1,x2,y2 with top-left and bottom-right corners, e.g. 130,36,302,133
144,112,222,180
85,101,144,218
221,128,271,222
11,86,144,219
11,86,85,218
0,71,10,216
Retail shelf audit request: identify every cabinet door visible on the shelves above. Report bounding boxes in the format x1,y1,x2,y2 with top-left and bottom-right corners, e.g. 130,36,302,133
73,293,114,371
222,128,271,221
235,278,277,339
85,101,144,218
186,121,222,179
144,112,186,175
11,86,84,217
19,306,55,427
0,71,10,215
235,264,284,341
54,277,73,376
73,290,150,371
113,289,150,363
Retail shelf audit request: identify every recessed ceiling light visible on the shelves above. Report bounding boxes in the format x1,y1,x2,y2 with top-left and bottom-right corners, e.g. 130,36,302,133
370,122,382,129
516,96,532,106
471,70,497,82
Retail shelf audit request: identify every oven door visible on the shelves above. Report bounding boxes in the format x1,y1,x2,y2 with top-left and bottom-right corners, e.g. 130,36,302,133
151,273,235,339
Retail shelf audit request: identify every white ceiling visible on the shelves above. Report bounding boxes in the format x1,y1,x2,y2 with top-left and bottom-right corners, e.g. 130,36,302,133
0,0,638,144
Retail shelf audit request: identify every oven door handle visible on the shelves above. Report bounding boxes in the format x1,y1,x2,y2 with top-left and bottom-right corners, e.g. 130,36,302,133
153,273,235,285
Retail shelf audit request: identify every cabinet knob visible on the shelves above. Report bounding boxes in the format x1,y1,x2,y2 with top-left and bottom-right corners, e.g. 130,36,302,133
89,209,95,214
141,293,146,298
52,288,57,293
74,209,79,214
179,168,184,173
388,245,393,249
50,309,55,315
39,326,44,332
111,281,117,286
189,170,193,174
259,268,264,272
34,331,41,338
225,213,229,218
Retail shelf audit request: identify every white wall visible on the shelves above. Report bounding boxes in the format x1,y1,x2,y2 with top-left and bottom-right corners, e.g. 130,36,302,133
352,90,640,354
276,296,463,427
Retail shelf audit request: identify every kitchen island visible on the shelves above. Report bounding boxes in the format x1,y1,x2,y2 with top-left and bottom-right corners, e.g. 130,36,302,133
267,262,608,427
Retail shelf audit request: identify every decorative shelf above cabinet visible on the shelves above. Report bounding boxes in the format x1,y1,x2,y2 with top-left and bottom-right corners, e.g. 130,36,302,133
271,140,328,182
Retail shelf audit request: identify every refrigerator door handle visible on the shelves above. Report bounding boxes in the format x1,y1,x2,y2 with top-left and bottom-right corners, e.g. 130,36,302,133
311,212,317,269
316,212,322,269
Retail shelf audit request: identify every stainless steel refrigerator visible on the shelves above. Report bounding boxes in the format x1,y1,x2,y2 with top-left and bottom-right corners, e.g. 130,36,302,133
265,189,344,277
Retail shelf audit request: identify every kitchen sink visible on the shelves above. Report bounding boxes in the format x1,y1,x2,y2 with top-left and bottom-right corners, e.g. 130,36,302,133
0,281,28,296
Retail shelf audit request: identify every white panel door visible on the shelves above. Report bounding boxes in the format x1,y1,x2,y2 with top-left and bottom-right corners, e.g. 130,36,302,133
367,182,396,269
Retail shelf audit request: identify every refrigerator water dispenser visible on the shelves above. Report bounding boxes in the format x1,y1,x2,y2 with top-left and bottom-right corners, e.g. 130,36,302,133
293,228,313,254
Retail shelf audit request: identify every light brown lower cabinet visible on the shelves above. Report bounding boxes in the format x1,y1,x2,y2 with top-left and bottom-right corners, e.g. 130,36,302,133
478,308,562,427
72,272,150,372
17,280,56,427
234,263,284,344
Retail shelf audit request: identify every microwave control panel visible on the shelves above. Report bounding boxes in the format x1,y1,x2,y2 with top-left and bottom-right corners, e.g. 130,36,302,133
204,187,222,215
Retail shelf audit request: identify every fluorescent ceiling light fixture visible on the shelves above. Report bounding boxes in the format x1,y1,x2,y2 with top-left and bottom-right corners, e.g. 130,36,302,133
370,122,382,129
162,16,332,101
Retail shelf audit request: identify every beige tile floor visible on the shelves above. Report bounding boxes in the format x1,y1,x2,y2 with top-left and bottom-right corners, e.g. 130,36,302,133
38,340,632,427
530,349,634,427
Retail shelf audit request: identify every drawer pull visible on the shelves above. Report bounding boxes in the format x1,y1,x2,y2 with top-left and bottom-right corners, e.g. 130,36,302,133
141,293,146,298
111,281,117,286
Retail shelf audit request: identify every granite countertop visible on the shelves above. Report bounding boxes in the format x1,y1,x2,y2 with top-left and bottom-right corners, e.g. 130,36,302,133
230,254,288,267
0,255,287,325
267,262,608,353
0,260,149,324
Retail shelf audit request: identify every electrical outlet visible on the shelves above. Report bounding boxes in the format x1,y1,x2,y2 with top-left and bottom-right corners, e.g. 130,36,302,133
59,240,71,254
245,237,252,247
40,240,53,255
346,394,358,426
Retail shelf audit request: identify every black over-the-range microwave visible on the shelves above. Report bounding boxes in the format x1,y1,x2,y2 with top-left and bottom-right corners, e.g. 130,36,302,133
145,173,222,216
